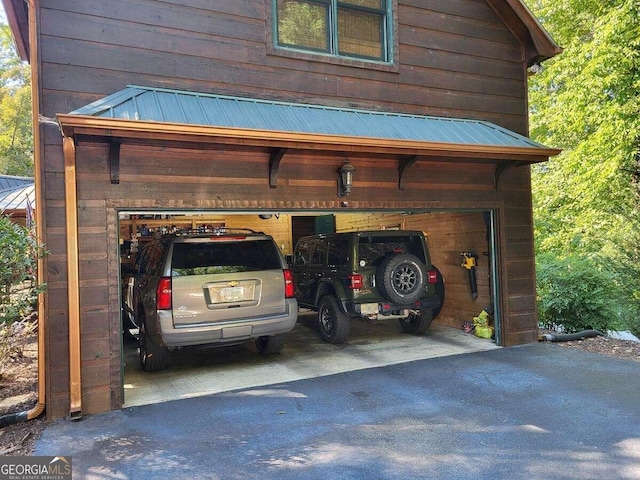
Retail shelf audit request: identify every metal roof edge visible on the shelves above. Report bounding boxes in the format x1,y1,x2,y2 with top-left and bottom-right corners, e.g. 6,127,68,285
64,85,554,152
57,113,562,159
69,87,148,116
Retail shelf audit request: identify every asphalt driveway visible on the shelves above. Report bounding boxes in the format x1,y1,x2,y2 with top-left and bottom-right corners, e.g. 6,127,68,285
35,343,640,480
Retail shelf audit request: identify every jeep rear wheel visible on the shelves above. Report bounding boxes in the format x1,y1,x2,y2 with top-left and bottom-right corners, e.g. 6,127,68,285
377,253,427,304
318,295,351,344
399,310,433,334
431,264,445,319
139,321,168,372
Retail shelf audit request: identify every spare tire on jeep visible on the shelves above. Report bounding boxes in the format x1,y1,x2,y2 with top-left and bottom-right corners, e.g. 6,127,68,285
376,253,427,304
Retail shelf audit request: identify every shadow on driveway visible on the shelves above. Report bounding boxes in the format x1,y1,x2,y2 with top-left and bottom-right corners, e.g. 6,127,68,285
36,343,640,480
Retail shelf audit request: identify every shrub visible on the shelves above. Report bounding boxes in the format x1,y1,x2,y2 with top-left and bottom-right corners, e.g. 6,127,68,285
0,216,45,326
536,252,630,333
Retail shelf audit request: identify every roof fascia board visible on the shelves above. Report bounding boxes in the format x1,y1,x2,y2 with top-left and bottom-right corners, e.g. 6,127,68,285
57,114,560,161
1,0,30,61
486,0,562,64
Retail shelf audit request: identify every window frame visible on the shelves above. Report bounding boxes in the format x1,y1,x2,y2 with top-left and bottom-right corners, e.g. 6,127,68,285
269,0,398,69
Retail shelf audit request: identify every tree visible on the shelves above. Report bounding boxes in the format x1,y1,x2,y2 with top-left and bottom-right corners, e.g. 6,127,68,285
528,0,640,333
0,22,32,177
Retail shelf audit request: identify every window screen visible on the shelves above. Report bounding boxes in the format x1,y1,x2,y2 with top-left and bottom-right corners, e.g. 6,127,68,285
275,0,389,62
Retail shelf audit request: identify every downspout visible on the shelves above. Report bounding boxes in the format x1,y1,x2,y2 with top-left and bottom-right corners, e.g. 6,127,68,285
26,0,46,424
0,0,45,428
539,330,605,342
63,135,83,419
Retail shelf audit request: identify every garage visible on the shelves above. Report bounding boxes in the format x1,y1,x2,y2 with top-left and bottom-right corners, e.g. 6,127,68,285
4,0,562,420
50,85,558,417
118,210,501,407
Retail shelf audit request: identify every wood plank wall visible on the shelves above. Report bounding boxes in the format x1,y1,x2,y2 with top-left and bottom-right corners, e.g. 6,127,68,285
35,0,537,418
39,0,528,133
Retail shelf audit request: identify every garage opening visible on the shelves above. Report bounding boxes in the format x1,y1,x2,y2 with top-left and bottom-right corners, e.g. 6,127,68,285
118,209,500,407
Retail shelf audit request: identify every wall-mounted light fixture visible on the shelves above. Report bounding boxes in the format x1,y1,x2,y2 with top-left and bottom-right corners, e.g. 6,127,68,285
528,62,542,75
337,161,356,197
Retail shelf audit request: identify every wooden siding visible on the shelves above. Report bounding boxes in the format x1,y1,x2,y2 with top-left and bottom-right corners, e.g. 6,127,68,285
39,0,528,133
33,0,539,419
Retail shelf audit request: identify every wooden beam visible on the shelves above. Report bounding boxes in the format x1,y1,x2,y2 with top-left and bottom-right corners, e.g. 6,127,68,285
495,161,529,190
63,135,82,420
57,114,562,160
268,148,287,188
109,140,121,184
398,155,417,190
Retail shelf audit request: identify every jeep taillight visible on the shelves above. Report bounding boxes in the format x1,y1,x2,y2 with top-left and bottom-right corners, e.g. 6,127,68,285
156,277,172,310
427,270,438,284
283,269,295,299
349,274,363,289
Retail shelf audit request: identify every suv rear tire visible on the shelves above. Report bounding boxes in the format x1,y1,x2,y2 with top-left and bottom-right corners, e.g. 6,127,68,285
398,310,433,334
377,253,427,304
255,334,286,354
139,321,168,372
318,295,351,344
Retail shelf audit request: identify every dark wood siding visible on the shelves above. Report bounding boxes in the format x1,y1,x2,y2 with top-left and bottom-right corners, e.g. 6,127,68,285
35,0,537,419
39,0,527,132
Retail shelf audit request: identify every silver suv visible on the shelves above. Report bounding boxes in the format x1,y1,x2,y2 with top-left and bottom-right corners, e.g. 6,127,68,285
123,228,298,371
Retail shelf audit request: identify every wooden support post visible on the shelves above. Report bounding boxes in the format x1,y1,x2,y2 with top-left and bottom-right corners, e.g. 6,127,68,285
398,155,417,190
109,140,121,184
63,135,82,419
494,161,527,190
269,148,287,188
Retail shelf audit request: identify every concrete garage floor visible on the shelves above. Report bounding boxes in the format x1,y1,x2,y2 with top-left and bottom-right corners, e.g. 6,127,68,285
123,311,499,408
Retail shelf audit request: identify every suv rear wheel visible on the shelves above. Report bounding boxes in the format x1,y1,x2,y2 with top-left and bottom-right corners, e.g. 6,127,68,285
398,310,433,334
377,253,427,304
255,334,286,354
139,321,168,372
318,295,351,344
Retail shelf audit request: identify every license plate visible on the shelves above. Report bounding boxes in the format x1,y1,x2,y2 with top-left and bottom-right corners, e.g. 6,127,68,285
220,286,244,302
360,303,378,315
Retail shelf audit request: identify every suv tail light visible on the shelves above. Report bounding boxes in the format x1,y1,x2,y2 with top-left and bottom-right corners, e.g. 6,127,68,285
156,277,172,310
283,269,295,299
348,274,363,289
427,270,438,284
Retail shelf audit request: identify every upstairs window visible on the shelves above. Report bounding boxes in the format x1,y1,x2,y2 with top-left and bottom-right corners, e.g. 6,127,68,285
275,0,390,62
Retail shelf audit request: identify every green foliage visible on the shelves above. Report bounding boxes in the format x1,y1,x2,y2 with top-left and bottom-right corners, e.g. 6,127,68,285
529,0,640,333
0,216,45,325
0,23,33,176
536,252,627,333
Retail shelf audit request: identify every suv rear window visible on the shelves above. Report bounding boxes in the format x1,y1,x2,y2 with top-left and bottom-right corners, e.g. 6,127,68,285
358,235,426,265
171,240,282,276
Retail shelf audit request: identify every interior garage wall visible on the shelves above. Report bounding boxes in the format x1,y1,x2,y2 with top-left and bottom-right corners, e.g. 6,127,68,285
42,139,538,418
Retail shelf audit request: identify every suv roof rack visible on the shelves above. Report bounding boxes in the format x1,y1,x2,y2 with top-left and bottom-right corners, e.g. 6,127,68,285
170,227,264,237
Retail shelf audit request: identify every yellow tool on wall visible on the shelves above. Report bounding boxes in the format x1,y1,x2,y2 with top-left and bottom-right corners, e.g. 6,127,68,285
460,251,478,299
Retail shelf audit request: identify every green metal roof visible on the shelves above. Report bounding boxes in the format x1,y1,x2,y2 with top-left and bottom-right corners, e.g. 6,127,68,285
68,85,550,151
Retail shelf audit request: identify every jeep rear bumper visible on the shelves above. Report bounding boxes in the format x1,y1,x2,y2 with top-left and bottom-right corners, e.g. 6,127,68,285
348,295,442,318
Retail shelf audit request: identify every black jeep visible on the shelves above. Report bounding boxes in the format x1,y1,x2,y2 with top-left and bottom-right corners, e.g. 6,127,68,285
290,230,444,343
